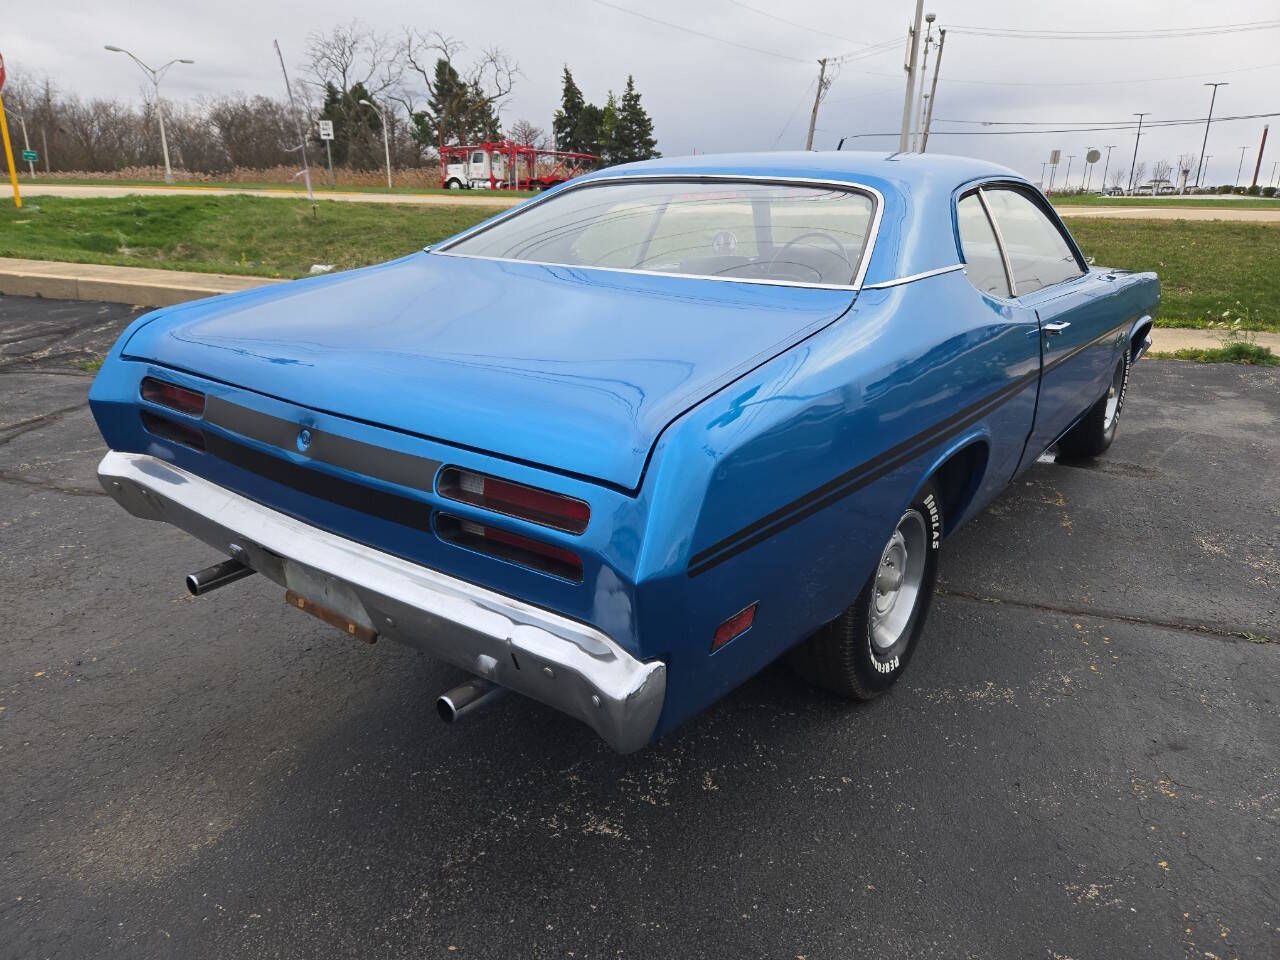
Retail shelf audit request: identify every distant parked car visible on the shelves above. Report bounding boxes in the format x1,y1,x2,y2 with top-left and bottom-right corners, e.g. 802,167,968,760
90,152,1159,752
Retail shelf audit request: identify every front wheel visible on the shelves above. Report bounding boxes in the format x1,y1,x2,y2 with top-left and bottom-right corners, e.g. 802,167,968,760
1057,352,1130,459
789,481,943,699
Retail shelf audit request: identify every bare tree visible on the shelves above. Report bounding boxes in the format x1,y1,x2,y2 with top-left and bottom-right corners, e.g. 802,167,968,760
1108,165,1127,191
304,20,401,98
506,119,547,148
1130,161,1147,191
1151,158,1173,185
395,28,518,155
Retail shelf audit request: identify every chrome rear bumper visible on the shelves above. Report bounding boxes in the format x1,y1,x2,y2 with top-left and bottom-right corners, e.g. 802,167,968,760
97,451,665,753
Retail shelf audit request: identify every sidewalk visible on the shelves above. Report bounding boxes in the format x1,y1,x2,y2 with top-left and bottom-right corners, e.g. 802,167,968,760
2,257,1278,356
0,257,280,308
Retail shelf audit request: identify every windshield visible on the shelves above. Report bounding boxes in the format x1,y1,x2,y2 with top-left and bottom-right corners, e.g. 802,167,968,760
439,179,876,287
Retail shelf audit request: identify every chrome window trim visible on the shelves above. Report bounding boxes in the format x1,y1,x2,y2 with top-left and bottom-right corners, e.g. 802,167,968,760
862,263,965,290
976,187,1019,298
430,173,886,292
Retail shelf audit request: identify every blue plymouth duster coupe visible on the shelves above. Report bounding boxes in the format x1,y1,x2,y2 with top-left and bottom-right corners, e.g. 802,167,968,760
90,152,1158,752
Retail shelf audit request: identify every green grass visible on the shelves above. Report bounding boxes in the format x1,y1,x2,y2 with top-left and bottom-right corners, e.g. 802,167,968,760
1052,194,1278,209
16,175,536,200
1150,343,1280,365
1068,219,1280,331
0,195,495,278
3,198,1278,332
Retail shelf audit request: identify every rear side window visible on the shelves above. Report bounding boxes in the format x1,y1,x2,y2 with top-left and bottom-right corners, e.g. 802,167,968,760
440,179,876,286
981,188,1084,295
956,193,1010,298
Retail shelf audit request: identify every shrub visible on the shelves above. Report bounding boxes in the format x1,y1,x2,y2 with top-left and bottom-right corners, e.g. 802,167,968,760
1246,185,1261,196
1263,186,1277,198
1217,184,1233,194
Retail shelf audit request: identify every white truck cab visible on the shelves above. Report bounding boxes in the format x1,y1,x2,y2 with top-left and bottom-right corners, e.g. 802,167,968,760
444,149,507,190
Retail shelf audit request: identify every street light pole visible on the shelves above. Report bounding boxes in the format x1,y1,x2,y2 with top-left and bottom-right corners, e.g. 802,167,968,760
1064,154,1075,192
359,98,393,190
1127,113,1148,194
1235,145,1248,188
1195,82,1227,189
104,46,194,184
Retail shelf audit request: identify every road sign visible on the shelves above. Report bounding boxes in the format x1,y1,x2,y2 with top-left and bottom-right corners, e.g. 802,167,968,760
1086,149,1101,164
318,119,334,141
22,149,36,163
1049,149,1061,165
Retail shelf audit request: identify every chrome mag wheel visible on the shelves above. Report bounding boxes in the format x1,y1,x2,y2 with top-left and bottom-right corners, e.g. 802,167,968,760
869,508,929,656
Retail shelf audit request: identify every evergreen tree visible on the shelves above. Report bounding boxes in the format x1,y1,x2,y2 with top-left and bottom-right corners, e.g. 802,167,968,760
598,91,619,165
611,76,659,164
317,80,384,169
552,66,585,151
575,103,605,158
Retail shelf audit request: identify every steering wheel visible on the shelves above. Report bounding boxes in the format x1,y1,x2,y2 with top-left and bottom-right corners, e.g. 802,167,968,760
767,231,852,282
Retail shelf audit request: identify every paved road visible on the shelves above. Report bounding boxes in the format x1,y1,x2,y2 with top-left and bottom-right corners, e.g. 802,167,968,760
2,295,1277,959
1056,205,1280,222
7,181,1280,221
3,182,519,208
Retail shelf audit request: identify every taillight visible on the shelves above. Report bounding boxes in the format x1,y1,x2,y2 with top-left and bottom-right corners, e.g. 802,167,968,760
141,411,206,451
436,513,583,582
712,603,757,652
438,467,589,534
141,377,206,416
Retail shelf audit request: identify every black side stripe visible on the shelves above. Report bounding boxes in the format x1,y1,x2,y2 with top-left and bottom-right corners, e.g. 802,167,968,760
687,371,1036,572
687,321,1128,577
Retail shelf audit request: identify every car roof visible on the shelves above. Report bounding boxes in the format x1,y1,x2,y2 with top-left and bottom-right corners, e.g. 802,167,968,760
590,150,1022,189
580,151,1035,286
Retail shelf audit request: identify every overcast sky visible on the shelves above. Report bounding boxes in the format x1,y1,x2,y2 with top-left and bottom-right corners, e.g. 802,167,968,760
4,0,1278,186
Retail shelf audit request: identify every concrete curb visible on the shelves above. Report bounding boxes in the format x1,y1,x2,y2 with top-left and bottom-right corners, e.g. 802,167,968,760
0,257,282,308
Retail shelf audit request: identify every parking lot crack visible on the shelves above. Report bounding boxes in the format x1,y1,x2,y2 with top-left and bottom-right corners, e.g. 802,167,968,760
937,586,1275,645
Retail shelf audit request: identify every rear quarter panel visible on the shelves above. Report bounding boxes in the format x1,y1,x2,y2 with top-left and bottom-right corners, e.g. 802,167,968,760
635,270,1042,736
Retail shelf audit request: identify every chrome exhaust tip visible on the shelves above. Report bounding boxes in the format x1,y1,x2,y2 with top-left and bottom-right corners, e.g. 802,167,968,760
437,677,506,723
186,558,255,596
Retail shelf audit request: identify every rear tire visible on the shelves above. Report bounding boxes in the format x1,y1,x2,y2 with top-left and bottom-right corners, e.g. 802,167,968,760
1057,352,1130,459
789,481,943,700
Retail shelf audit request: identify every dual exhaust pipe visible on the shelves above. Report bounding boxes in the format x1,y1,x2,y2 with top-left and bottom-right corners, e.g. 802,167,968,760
186,555,506,724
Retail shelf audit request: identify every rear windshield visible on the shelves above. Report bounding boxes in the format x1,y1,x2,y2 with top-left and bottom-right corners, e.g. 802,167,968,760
439,179,876,287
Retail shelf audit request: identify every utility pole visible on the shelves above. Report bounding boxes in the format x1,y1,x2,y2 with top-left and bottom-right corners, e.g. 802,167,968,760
1195,82,1227,188
273,39,316,217
912,14,935,151
919,28,946,153
1099,145,1116,193
1127,112,1148,193
898,0,926,154
1234,145,1248,187
40,126,49,174
805,58,829,151
1039,162,1047,188
1251,125,1268,188
1064,155,1075,192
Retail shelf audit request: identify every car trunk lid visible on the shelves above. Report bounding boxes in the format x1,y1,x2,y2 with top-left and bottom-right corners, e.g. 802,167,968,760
123,252,857,490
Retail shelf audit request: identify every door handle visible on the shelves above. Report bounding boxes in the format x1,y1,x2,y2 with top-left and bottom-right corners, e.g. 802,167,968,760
1043,321,1071,336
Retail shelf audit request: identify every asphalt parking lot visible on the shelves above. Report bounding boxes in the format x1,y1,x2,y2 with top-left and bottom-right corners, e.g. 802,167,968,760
2,294,1276,960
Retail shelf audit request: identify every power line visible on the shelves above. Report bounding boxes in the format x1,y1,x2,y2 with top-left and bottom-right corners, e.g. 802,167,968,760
841,58,1280,88
723,0,879,47
585,0,811,63
831,110,1280,139
948,18,1280,40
